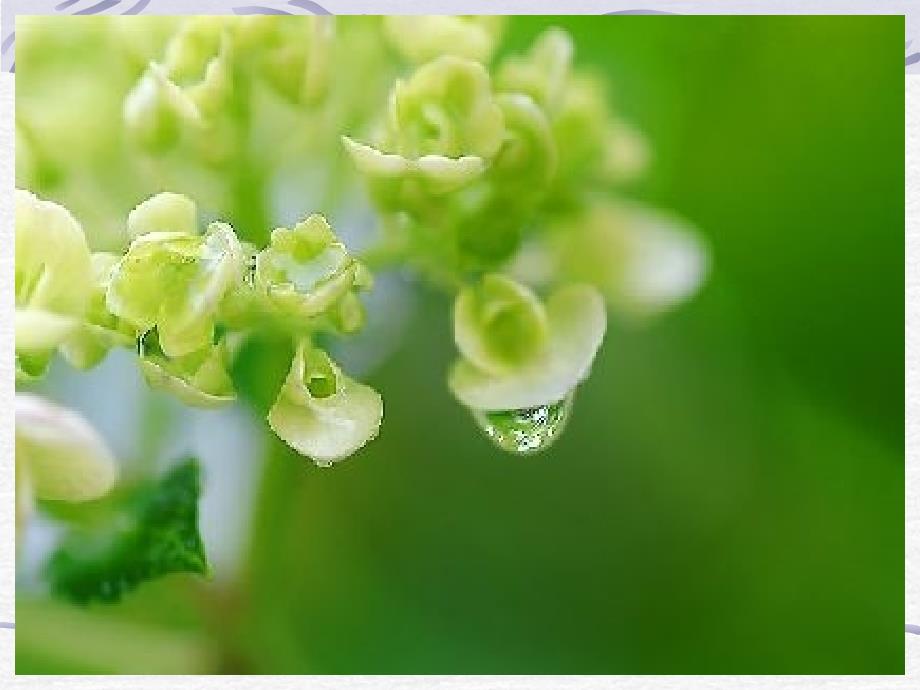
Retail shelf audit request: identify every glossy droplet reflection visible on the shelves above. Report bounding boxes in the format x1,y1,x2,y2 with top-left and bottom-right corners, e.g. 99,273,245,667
473,394,573,455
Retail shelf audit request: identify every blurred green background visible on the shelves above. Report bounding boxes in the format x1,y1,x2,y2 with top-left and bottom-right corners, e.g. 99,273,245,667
16,15,904,674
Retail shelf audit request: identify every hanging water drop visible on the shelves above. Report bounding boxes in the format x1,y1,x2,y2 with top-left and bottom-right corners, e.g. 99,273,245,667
472,394,574,455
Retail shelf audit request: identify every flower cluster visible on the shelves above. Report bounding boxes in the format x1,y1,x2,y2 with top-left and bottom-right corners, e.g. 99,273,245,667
16,16,708,467
342,20,708,446
16,189,381,466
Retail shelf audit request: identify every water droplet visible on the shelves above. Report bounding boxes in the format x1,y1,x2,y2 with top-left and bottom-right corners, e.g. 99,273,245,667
473,394,573,455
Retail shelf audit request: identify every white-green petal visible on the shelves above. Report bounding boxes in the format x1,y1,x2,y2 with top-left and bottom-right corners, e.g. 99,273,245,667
107,221,243,357
123,61,202,150
268,344,383,466
60,252,135,370
15,190,92,332
106,231,197,332
603,119,650,182
139,343,235,408
342,136,485,192
60,323,134,370
453,274,549,376
549,202,709,318
127,191,198,240
15,191,93,375
496,27,573,113
16,394,117,502
449,284,606,411
610,206,709,317
15,309,78,352
255,215,366,321
388,56,504,160
164,222,243,354
242,15,333,105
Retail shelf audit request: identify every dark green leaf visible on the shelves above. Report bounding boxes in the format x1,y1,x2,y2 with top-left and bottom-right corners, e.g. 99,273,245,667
46,458,209,605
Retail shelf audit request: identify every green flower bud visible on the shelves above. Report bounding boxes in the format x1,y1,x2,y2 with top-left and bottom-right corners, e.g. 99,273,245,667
550,75,649,197
242,15,333,105
139,334,236,408
255,214,369,322
603,119,650,183
342,136,486,199
127,191,198,241
123,18,233,153
268,341,383,466
327,291,366,335
162,17,228,87
451,95,555,265
383,16,505,65
344,56,504,211
60,252,135,370
107,207,244,358
546,73,609,186
161,17,235,120
496,27,573,114
549,202,709,319
123,61,202,152
387,56,504,160
454,274,549,375
496,29,648,201
16,393,117,503
15,190,93,378
449,275,606,411
490,93,557,194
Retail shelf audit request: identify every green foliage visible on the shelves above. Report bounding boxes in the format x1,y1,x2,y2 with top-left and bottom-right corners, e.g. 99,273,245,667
46,459,209,605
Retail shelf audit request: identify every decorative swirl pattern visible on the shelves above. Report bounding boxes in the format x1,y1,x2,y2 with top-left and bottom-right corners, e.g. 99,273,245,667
0,0,330,72
908,41,920,67
1,3,917,72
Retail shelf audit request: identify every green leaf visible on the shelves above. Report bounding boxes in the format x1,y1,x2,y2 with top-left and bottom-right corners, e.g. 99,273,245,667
46,458,209,605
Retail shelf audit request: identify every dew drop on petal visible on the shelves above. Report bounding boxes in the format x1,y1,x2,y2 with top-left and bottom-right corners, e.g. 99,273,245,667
472,393,573,455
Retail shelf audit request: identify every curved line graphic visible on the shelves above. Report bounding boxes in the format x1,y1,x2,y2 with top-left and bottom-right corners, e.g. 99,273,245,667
233,6,292,14
288,0,331,14
74,0,122,14
123,0,152,14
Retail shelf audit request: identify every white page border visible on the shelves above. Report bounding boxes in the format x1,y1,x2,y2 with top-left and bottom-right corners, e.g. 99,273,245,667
0,2,914,686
